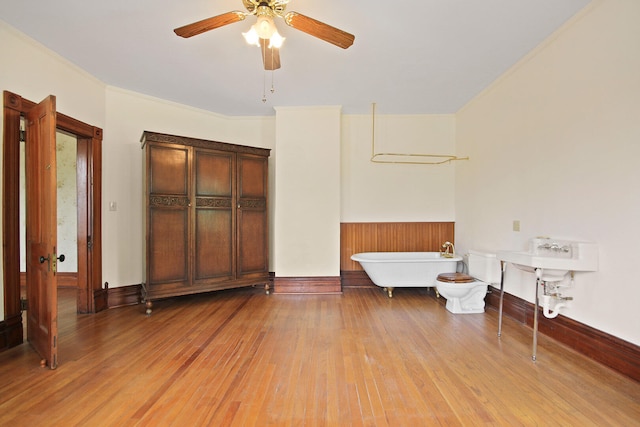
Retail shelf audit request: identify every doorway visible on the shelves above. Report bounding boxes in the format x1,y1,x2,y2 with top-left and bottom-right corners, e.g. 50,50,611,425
20,129,79,291
2,90,103,350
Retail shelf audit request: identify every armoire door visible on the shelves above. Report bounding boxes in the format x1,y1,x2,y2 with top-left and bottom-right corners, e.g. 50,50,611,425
236,153,269,279
147,143,190,288
193,148,235,284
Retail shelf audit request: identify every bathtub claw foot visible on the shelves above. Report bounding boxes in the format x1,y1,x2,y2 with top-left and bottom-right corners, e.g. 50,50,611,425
387,287,394,298
435,288,440,298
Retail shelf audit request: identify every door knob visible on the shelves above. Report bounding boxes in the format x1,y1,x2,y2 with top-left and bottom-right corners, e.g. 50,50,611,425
39,254,64,263
39,254,65,272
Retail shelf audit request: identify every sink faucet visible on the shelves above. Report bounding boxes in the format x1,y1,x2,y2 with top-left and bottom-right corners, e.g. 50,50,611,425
537,242,571,253
441,241,455,258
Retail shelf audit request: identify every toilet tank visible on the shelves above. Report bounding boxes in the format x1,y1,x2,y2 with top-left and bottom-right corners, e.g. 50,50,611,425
468,250,501,284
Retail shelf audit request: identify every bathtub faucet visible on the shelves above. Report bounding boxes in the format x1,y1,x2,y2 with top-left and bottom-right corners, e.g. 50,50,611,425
441,241,455,258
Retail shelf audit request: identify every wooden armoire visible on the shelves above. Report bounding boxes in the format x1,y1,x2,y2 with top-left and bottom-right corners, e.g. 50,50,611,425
141,131,270,314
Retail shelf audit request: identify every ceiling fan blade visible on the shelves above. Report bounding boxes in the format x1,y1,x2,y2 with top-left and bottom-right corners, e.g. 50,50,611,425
174,11,246,38
259,38,281,71
284,12,355,49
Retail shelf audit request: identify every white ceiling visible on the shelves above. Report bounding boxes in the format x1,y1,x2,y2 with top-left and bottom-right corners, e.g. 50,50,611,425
1,0,590,116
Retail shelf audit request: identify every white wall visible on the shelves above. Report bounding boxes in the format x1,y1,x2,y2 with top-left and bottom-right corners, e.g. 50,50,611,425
455,0,640,345
0,21,106,126
341,113,457,222
274,106,342,277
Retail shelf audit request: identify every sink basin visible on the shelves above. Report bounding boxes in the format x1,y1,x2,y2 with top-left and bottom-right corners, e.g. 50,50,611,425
497,239,598,281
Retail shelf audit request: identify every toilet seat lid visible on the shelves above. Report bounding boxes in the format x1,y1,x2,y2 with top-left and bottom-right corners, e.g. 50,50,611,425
437,273,475,283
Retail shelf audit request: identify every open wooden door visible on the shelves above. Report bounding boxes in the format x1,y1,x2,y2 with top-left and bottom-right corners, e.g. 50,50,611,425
25,95,59,369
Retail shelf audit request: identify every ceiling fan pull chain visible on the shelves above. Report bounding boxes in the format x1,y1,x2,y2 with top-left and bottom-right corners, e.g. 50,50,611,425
271,70,275,94
262,69,267,103
270,48,275,93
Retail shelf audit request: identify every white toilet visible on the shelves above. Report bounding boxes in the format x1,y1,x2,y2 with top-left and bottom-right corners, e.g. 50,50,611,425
435,250,500,314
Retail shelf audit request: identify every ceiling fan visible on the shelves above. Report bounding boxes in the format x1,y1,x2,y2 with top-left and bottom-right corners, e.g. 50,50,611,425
174,0,355,71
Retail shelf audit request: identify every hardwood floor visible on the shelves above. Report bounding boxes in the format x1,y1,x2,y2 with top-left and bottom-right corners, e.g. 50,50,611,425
1,287,639,426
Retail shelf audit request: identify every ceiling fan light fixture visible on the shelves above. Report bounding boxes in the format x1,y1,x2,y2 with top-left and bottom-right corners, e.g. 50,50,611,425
254,15,276,39
175,0,354,72
269,31,285,48
243,12,284,49
242,27,261,46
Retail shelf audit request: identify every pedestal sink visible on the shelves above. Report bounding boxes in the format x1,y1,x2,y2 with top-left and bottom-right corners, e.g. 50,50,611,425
495,238,598,361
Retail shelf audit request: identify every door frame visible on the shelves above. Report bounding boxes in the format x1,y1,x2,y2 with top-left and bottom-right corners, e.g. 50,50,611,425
2,90,104,348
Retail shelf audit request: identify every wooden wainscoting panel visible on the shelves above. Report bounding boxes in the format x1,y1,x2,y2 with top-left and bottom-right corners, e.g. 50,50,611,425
340,222,455,271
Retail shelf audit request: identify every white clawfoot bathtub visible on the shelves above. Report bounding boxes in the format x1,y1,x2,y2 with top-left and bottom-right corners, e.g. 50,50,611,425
351,252,462,297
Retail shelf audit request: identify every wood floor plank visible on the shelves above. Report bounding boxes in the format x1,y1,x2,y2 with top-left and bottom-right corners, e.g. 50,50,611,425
1,287,639,426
